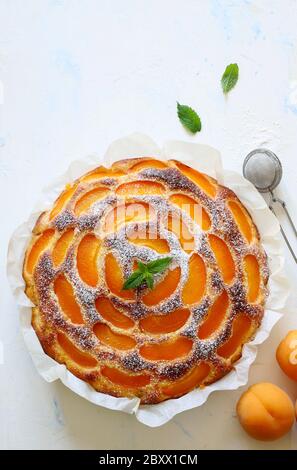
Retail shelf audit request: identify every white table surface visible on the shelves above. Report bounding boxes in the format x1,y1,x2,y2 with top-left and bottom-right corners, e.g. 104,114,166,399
1,0,297,450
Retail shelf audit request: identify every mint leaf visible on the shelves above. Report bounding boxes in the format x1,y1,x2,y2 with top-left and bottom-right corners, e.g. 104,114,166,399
177,102,201,133
122,257,173,291
221,63,239,93
137,261,147,273
146,257,173,274
145,273,154,289
122,271,145,290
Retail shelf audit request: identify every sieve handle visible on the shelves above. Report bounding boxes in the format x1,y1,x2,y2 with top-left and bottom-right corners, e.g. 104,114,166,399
270,193,297,238
269,191,297,263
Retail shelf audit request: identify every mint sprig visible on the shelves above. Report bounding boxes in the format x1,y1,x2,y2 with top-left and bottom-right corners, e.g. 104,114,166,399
221,63,239,93
177,102,201,133
122,257,173,291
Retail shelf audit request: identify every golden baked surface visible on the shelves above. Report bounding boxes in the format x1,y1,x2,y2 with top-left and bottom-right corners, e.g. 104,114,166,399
23,157,269,404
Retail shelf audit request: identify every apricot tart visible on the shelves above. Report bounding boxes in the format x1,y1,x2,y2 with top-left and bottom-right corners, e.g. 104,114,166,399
23,157,269,404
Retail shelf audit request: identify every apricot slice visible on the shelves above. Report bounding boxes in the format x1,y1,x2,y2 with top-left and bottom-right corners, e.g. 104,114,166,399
140,308,190,334
228,200,253,243
244,254,260,303
236,382,295,441
217,314,252,359
208,234,235,284
50,183,77,220
26,229,55,274
167,214,195,253
125,202,153,223
54,274,84,324
57,332,97,367
172,161,217,198
95,297,134,329
142,267,181,306
74,187,110,215
182,254,206,305
128,234,169,254
163,362,210,397
198,290,229,339
116,180,165,197
169,194,211,230
81,166,125,182
103,202,152,233
93,323,136,350
101,366,150,388
276,330,297,382
140,337,193,361
77,234,100,287
131,159,168,172
52,228,75,267
105,253,135,300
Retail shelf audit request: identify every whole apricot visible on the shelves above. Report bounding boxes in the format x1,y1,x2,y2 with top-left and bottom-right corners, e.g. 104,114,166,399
236,382,295,441
276,330,297,382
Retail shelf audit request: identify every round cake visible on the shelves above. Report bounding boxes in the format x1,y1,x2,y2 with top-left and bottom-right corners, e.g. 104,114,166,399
23,157,269,404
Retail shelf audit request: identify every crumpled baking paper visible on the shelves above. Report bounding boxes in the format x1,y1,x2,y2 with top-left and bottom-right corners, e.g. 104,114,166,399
7,133,290,427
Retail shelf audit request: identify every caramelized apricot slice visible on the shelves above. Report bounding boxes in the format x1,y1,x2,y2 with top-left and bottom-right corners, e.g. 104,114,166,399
142,267,181,306
140,337,193,361
163,362,210,397
128,234,169,254
77,234,100,287
167,214,195,253
54,274,84,324
131,159,168,172
182,254,206,305
116,180,165,196
26,229,55,274
74,187,110,215
95,297,134,329
198,290,229,339
105,253,135,300
52,228,75,267
57,332,97,367
140,308,190,334
217,314,252,358
172,161,217,198
228,200,253,243
103,202,152,233
93,323,136,350
209,234,235,284
244,254,260,303
169,194,211,230
102,366,150,388
50,184,77,220
81,166,125,182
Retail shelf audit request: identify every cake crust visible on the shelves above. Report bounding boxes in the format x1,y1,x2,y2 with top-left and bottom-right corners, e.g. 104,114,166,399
23,157,269,404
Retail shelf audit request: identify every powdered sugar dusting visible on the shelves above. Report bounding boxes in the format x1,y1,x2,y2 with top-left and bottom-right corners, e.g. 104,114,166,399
28,157,269,400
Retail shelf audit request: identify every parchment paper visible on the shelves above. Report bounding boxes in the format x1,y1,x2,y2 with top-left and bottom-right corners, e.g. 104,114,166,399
7,133,290,427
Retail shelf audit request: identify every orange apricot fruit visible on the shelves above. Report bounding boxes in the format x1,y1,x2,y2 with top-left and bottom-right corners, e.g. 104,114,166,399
236,382,295,441
276,330,297,382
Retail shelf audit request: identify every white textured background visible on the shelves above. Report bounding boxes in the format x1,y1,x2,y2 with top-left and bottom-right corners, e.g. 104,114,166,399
1,0,297,450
